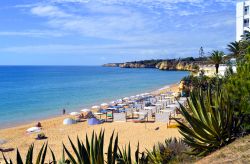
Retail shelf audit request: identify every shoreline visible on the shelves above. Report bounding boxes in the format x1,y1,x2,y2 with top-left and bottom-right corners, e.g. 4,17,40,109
0,83,181,161
0,83,179,130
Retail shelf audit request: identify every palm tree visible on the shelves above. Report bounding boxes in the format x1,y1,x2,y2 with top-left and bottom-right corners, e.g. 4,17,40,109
241,30,250,41
210,50,224,74
227,41,241,58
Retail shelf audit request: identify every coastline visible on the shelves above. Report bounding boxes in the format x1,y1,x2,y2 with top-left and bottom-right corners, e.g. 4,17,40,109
0,83,180,161
0,82,179,130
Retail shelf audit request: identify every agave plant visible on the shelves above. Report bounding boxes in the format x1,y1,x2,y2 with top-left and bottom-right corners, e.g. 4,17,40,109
63,130,119,164
116,143,148,164
175,85,242,156
2,143,55,164
146,138,187,164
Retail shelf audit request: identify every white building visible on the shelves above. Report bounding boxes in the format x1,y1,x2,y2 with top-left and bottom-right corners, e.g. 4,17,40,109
199,65,237,77
236,0,250,41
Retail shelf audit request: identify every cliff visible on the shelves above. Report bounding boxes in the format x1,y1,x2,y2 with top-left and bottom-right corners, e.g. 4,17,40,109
103,58,201,72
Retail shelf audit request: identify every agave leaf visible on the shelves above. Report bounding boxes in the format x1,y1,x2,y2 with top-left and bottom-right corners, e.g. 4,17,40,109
26,144,34,164
16,148,23,164
107,131,114,164
68,137,82,163
63,143,77,164
90,131,95,164
40,143,48,164
135,142,139,163
127,143,131,163
35,144,45,164
49,147,56,164
113,134,119,163
2,152,11,164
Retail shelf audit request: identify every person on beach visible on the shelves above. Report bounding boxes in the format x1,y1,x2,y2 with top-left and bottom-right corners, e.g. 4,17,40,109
36,122,42,127
63,108,66,115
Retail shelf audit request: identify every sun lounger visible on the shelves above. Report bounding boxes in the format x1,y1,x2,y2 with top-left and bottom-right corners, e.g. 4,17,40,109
87,117,104,125
132,113,148,123
155,112,170,124
113,113,127,122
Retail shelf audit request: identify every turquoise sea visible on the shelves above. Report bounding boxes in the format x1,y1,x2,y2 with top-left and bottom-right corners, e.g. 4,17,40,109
0,66,188,128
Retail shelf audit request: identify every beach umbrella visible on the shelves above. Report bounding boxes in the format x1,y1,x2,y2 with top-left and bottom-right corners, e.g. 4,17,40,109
92,105,100,109
116,99,123,103
128,100,135,104
101,103,109,107
109,101,116,105
130,96,135,99
81,109,91,112
123,97,130,101
140,94,146,97
70,112,80,116
63,118,76,125
26,127,41,133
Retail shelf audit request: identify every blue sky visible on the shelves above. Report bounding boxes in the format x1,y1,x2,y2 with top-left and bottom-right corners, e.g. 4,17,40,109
0,0,235,65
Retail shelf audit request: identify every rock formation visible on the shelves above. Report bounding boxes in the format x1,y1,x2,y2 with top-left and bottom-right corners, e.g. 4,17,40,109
103,59,200,72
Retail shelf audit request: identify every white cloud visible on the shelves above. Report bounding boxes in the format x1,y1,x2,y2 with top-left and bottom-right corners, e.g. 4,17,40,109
0,0,235,61
31,5,72,18
0,30,66,37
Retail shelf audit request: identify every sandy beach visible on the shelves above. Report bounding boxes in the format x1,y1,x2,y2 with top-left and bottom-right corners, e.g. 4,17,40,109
0,84,181,162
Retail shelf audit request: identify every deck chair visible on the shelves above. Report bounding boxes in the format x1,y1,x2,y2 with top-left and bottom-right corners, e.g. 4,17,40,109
155,112,170,125
113,113,127,122
132,113,148,123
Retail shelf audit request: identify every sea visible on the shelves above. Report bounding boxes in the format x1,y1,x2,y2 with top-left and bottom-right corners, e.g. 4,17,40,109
0,66,188,128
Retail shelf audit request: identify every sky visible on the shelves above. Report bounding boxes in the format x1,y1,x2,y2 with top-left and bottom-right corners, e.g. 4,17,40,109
0,0,236,65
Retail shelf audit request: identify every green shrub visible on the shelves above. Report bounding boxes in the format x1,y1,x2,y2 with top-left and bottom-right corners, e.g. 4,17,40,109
224,52,250,133
146,138,187,164
175,86,242,156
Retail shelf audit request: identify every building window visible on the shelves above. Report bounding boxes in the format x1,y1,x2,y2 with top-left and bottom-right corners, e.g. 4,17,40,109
245,6,249,15
244,18,249,27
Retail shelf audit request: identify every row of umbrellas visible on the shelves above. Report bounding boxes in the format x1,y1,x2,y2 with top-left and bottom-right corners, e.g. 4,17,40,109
68,93,152,116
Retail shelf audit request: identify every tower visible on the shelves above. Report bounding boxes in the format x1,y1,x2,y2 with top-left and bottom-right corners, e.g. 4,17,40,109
236,0,250,41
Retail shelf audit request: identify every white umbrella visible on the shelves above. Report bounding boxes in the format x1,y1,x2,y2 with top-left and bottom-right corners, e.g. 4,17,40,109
101,103,109,106
63,118,76,125
81,109,91,112
123,97,130,100
109,101,116,105
128,100,136,104
130,96,135,99
92,105,100,109
70,112,80,116
117,99,123,102
26,127,41,133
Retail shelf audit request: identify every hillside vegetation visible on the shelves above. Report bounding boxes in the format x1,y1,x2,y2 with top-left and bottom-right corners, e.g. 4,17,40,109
196,135,250,164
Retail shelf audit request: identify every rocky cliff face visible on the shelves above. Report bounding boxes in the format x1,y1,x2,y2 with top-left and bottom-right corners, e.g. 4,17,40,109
103,63,121,67
156,61,198,71
119,63,155,68
103,60,199,72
